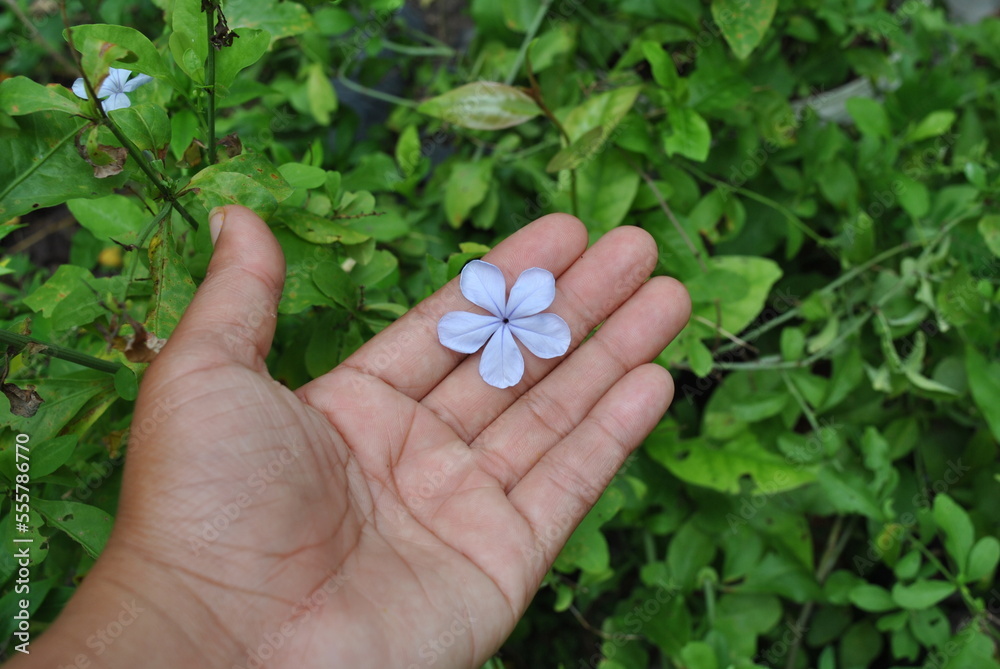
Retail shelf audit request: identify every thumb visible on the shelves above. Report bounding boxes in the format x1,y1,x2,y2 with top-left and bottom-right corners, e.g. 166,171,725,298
162,205,286,371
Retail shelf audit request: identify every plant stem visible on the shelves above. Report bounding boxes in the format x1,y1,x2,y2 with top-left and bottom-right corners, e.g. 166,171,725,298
504,0,555,86
680,161,830,248
206,2,217,165
785,517,854,669
714,241,915,356
60,4,200,231
0,330,121,375
336,68,420,108
100,119,200,230
633,164,708,272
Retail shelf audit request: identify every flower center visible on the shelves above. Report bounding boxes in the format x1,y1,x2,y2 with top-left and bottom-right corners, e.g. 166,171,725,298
502,317,509,324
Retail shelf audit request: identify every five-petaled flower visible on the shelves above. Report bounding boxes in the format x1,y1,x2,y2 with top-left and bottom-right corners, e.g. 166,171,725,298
72,68,152,112
438,260,571,389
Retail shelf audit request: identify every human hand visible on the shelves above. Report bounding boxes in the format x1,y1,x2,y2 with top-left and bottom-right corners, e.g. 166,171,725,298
15,206,690,669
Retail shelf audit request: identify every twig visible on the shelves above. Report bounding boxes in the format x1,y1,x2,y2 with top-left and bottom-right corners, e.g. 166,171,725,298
0,329,121,375
1,0,75,71
60,2,201,231
693,315,758,353
206,2,217,165
785,517,855,669
632,164,707,272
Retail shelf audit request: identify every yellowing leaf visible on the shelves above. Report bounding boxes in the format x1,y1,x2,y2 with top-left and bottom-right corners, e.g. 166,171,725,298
418,82,541,130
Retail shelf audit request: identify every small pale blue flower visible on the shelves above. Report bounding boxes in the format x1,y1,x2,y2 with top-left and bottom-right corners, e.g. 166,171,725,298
72,68,152,112
438,260,571,389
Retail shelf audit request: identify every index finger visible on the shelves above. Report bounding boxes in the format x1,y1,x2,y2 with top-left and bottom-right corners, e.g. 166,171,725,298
304,213,589,400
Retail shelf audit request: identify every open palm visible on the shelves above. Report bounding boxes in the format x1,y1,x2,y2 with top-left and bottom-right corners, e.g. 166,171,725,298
30,206,690,669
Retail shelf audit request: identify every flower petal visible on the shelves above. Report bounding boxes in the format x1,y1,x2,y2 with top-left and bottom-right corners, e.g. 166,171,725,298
101,68,130,96
459,260,507,318
438,311,501,354
479,324,524,389
509,313,571,359
506,267,556,319
101,93,131,112
71,78,88,100
122,73,153,92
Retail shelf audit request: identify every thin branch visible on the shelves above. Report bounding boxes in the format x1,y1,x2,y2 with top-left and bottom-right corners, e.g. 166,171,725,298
206,2,217,165
632,163,708,272
60,2,200,231
680,161,830,248
693,315,759,353
0,329,121,375
2,0,75,71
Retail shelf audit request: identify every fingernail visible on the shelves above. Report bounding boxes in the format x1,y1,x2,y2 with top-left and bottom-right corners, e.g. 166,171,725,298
209,206,225,246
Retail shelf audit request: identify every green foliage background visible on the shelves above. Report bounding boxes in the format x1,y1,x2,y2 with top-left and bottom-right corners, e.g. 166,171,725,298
1,0,1000,666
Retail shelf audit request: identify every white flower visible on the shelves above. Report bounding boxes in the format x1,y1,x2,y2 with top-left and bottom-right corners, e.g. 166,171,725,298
72,68,152,112
438,260,571,389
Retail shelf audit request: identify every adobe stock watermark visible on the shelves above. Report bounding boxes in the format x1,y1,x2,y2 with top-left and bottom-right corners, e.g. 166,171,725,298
187,442,305,555
232,568,352,669
56,599,145,669
577,585,681,669
853,457,972,575
726,416,843,533
406,609,478,668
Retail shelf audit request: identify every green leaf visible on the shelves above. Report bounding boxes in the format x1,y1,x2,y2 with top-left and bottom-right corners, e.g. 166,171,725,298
561,85,642,144
933,494,974,574
395,125,422,177
1,375,114,442
306,62,338,125
108,103,170,153
965,347,1000,442
0,77,84,116
0,113,126,220
68,194,147,244
501,0,537,32
647,431,815,495
689,256,783,339
977,214,1000,257
815,468,884,520
418,82,542,130
846,98,891,139
667,521,716,590
33,498,114,559
276,207,370,245
226,0,316,39
546,126,604,173
966,537,1000,582
891,581,956,610
184,154,292,218
558,150,640,234
905,110,956,143
23,265,94,317
312,262,357,310
216,28,271,88
678,642,717,669
28,435,79,478
273,228,338,314
351,249,398,287
445,160,493,228
641,42,682,97
70,24,171,79
278,163,328,189
145,226,196,338
554,487,623,574
664,107,711,162
711,0,778,60
169,0,207,83
849,584,897,612
114,366,138,401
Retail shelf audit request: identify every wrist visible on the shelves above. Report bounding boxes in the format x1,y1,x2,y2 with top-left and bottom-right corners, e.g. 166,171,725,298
7,546,243,669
